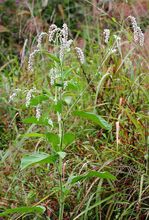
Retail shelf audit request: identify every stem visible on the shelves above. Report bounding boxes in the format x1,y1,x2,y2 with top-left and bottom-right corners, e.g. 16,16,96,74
59,156,64,220
94,71,111,111
145,109,149,175
58,62,64,220
58,112,64,220
80,65,96,93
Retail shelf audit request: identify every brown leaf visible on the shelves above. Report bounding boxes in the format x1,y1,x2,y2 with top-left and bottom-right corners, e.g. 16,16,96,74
0,25,9,33
17,10,30,16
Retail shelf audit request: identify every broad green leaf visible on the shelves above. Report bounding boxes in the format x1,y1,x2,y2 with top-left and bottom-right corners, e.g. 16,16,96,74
63,133,75,146
86,171,116,180
20,152,58,170
23,117,50,126
30,95,48,106
54,100,62,113
74,111,112,130
57,151,66,159
0,206,45,217
70,171,116,184
46,133,60,151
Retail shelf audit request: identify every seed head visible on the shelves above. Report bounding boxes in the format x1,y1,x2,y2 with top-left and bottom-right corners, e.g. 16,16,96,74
61,23,68,43
28,49,40,72
59,24,73,62
26,88,36,107
75,47,85,64
48,24,58,42
128,16,138,39
36,104,41,121
37,32,48,48
137,26,144,47
9,89,21,102
49,68,58,85
128,15,144,46
103,29,110,43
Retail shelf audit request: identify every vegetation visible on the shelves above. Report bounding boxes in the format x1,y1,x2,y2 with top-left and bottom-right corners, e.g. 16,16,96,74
0,0,149,219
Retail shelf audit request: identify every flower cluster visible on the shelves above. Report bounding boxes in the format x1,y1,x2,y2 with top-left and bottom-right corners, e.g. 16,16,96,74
75,47,85,64
25,87,36,107
136,26,144,47
28,23,75,71
59,23,73,62
28,49,40,72
9,89,21,102
37,32,48,48
128,16,144,46
103,29,110,43
49,68,59,85
36,104,41,121
48,24,60,42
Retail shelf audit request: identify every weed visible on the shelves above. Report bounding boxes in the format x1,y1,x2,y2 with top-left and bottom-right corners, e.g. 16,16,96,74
0,2,149,219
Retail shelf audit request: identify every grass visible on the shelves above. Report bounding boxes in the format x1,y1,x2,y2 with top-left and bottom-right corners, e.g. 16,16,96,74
0,1,149,219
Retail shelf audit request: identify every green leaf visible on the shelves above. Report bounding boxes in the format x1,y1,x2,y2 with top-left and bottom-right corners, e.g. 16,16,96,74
70,171,116,184
62,68,74,78
30,95,48,106
20,152,58,170
46,133,60,151
47,53,60,63
0,206,46,217
63,133,75,146
124,108,143,136
74,111,112,130
67,82,78,91
55,83,63,87
23,117,50,126
112,17,117,23
86,171,116,180
54,101,62,113
23,133,44,138
57,151,66,159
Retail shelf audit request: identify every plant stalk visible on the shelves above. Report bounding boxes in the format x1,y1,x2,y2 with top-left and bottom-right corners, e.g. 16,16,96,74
58,62,64,220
